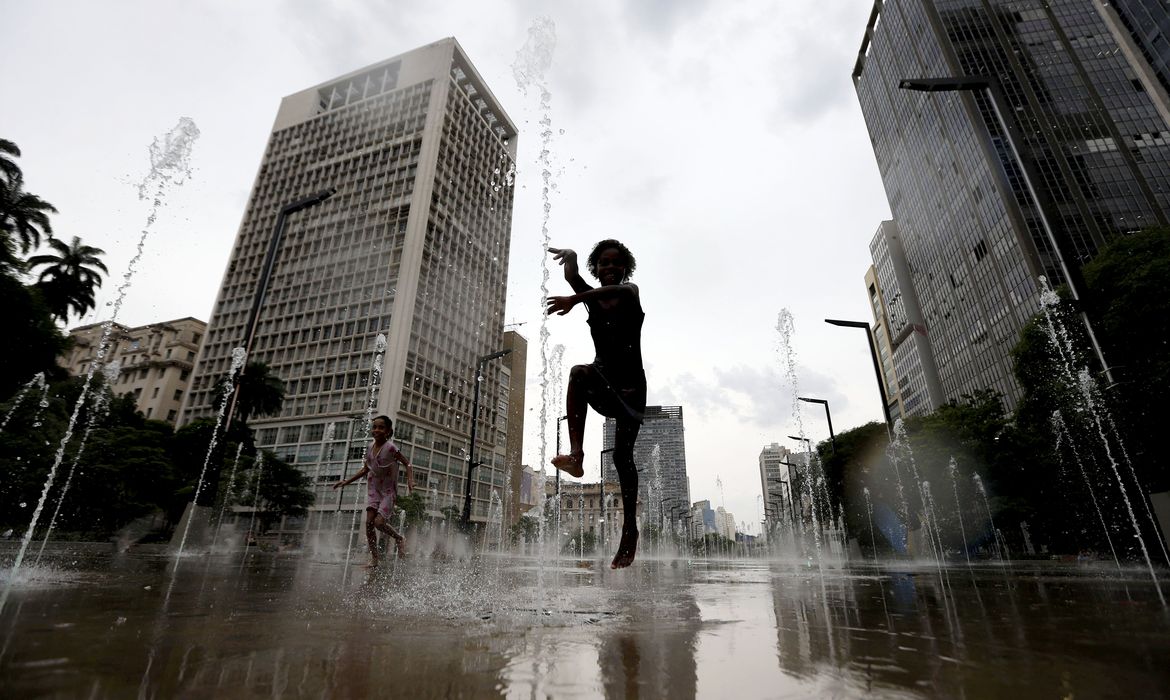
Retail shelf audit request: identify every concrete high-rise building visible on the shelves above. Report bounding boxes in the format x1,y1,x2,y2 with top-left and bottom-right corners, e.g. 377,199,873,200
502,330,528,526
62,317,206,424
602,406,689,523
180,38,518,532
854,0,1170,408
714,506,736,540
866,221,945,419
758,443,793,538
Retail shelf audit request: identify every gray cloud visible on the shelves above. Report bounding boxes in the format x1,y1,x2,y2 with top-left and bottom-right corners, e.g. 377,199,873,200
622,0,713,39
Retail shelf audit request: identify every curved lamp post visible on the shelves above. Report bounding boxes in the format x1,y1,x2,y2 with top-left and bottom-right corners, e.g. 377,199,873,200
460,348,512,530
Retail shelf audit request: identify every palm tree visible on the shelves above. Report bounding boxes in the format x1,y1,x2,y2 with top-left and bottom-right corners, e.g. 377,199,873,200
0,141,56,256
27,236,109,321
0,139,22,184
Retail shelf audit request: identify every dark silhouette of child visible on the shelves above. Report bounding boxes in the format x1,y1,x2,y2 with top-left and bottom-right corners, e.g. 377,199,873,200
546,240,645,569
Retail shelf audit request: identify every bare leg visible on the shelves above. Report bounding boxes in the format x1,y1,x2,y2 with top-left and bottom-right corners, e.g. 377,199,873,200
363,509,380,567
374,514,406,557
551,365,588,477
611,419,640,569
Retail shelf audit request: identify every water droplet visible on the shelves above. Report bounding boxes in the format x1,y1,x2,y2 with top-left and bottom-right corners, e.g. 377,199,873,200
19,502,27,508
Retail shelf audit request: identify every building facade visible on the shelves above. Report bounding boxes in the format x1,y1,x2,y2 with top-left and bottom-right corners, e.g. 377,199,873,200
180,38,519,531
602,405,689,528
714,506,736,541
551,480,639,547
854,0,1170,408
502,330,528,526
62,318,206,424
758,443,794,538
866,221,945,419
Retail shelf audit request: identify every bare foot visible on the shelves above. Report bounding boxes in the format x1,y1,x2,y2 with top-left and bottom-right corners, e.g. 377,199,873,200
610,527,639,569
395,537,408,558
551,452,585,478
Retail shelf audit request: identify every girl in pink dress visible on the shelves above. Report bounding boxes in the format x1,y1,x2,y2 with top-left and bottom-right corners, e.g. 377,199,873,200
333,415,414,567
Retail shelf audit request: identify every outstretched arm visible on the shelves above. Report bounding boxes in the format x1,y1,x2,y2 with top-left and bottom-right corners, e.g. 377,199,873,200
334,465,369,489
545,283,639,315
548,247,593,295
396,450,414,492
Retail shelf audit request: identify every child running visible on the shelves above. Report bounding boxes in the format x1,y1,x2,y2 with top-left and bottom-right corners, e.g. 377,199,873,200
333,415,414,568
545,240,645,569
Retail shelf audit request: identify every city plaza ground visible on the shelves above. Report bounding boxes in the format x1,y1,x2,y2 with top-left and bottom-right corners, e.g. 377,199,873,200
1,542,1168,698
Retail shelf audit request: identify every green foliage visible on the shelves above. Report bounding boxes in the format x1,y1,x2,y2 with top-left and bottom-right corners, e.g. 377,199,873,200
0,275,69,399
1082,227,1170,491
232,450,315,534
509,514,539,543
213,361,286,428
0,139,106,400
0,377,184,540
396,491,428,527
562,530,597,554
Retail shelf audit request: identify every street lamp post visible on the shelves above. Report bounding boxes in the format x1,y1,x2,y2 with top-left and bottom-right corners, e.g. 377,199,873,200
898,76,1113,384
824,319,894,435
555,415,568,494
798,397,836,453
461,348,513,530
197,188,335,509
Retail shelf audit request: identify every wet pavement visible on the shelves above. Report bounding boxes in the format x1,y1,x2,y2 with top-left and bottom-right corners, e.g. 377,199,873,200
1,543,1168,698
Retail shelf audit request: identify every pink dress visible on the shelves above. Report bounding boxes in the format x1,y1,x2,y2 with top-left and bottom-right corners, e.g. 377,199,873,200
366,440,402,518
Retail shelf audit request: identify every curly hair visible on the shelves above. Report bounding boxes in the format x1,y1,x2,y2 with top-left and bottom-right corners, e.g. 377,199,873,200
586,239,637,281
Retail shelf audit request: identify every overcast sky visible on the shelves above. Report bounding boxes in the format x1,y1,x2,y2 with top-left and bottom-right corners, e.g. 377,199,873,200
2,0,893,534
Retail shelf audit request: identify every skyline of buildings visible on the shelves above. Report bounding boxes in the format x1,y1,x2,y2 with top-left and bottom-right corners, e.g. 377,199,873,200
854,0,1170,410
178,38,520,531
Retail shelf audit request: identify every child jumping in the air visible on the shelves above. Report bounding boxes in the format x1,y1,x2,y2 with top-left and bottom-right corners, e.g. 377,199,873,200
545,240,645,569
333,415,414,568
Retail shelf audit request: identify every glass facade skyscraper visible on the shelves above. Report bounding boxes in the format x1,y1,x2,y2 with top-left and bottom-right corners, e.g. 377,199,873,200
854,0,1170,407
603,406,689,527
181,39,519,530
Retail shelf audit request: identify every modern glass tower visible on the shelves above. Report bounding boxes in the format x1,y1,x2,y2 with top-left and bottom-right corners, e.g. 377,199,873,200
181,38,519,532
602,406,689,528
854,0,1170,407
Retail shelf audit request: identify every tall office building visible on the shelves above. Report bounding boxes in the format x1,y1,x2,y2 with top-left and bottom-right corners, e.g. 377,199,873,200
865,221,945,419
854,0,1170,407
602,406,689,524
758,443,792,538
181,38,519,531
502,330,528,525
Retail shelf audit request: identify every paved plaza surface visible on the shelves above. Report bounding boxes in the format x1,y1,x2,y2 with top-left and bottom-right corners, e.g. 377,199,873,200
1,543,1168,698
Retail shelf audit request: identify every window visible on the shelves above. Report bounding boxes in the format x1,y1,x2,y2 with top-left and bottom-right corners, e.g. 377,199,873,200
152,387,160,398
180,370,189,381
167,410,177,422
173,389,183,401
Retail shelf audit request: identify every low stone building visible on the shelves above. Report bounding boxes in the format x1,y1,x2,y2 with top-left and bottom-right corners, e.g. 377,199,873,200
61,317,207,423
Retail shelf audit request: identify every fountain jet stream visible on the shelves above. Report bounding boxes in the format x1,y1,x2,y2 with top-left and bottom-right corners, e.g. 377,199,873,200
0,373,47,434
1,118,199,616
36,362,120,563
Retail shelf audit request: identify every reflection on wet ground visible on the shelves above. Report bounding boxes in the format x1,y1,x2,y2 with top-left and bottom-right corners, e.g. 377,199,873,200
1,544,1168,698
